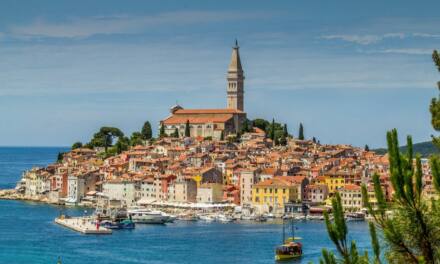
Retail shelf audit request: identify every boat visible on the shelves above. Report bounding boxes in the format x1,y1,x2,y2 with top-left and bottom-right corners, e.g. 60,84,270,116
216,214,234,223
345,212,365,221
101,219,135,230
198,214,215,222
127,208,170,224
275,219,303,261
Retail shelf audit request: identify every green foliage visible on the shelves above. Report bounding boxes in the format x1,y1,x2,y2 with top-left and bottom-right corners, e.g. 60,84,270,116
362,129,440,263
431,50,440,148
57,152,64,163
129,132,144,146
185,120,190,137
364,144,370,152
321,192,380,264
298,123,304,140
88,127,124,152
159,123,166,138
172,128,179,138
220,131,224,141
252,118,270,132
114,136,130,154
71,142,83,150
241,119,251,133
141,121,153,140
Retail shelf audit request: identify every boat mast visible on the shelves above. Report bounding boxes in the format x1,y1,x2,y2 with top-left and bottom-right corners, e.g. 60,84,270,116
282,219,285,243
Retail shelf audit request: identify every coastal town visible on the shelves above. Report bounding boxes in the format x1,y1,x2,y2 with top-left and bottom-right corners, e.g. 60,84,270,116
0,42,436,224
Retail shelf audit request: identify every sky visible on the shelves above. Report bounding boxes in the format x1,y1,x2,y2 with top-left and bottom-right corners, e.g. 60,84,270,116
0,0,439,148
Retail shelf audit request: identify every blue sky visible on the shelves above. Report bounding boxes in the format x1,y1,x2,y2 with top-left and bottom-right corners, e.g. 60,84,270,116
0,0,439,147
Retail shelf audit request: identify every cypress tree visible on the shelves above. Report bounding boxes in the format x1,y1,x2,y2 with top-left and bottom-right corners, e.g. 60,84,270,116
185,120,191,137
270,118,276,140
283,124,288,138
298,123,304,140
220,131,224,141
159,123,166,138
172,128,179,138
141,121,153,140
364,144,370,152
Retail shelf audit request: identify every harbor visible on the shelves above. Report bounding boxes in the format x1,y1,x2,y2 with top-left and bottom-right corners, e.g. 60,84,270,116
0,199,372,263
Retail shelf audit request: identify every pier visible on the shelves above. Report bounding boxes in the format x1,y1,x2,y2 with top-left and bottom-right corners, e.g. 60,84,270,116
55,216,112,235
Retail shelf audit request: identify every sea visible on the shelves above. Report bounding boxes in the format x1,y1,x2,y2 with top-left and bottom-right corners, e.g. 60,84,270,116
0,147,372,264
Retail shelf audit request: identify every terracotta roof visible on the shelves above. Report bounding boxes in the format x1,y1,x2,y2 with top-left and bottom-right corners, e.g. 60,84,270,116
174,108,244,114
162,114,234,125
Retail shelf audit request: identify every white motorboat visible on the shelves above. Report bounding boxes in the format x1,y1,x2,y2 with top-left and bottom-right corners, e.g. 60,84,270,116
198,214,215,222
216,214,234,223
127,208,170,224
345,212,366,221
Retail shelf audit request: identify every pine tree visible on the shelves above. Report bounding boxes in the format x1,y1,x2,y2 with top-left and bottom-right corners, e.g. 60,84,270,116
364,144,370,152
141,121,153,140
431,50,440,148
320,192,380,264
185,120,191,137
362,130,440,263
298,123,304,140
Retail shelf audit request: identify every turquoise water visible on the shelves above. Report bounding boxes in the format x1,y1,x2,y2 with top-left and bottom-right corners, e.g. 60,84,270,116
0,147,372,264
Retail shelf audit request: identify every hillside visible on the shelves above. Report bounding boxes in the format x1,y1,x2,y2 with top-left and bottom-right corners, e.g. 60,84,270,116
373,141,439,157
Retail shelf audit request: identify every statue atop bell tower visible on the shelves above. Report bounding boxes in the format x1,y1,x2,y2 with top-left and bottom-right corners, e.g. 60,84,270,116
227,40,244,111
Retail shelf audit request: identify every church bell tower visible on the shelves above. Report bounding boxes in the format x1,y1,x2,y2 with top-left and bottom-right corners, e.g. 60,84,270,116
227,40,244,111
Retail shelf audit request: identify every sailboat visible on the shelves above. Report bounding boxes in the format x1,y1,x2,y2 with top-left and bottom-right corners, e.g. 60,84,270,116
275,219,303,261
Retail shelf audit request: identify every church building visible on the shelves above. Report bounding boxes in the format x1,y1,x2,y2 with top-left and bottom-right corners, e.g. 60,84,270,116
161,41,247,139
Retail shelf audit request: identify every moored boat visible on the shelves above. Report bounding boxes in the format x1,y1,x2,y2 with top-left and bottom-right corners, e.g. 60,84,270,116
127,208,170,224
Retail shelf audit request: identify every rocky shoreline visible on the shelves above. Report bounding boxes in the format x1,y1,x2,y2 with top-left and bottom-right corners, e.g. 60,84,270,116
0,189,65,205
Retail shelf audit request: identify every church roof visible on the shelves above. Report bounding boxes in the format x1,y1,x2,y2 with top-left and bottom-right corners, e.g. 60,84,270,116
162,114,234,125
174,108,244,114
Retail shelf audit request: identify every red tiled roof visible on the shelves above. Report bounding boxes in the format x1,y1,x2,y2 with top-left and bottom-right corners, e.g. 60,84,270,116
174,108,244,114
162,114,233,125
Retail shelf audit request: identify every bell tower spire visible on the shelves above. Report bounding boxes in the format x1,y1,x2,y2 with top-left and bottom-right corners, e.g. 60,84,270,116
227,39,244,111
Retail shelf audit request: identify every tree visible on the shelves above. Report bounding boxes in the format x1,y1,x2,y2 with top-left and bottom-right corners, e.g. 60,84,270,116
114,136,130,154
364,144,370,152
431,50,440,148
57,152,64,163
130,132,143,146
172,128,179,138
220,131,225,141
185,120,191,137
252,118,270,132
320,193,381,264
89,127,124,152
141,121,152,140
241,119,249,133
71,142,83,149
361,130,440,263
298,123,304,140
283,124,289,138
269,118,276,140
159,123,166,138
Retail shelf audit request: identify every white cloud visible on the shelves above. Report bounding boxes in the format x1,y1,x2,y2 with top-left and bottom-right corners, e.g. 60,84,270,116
379,48,433,55
7,11,270,39
321,33,405,45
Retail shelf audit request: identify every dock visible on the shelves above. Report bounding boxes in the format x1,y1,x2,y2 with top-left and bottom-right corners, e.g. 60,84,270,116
55,216,112,234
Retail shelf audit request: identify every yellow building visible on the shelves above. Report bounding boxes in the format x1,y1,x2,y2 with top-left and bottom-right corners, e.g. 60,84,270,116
324,175,345,195
252,176,299,214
